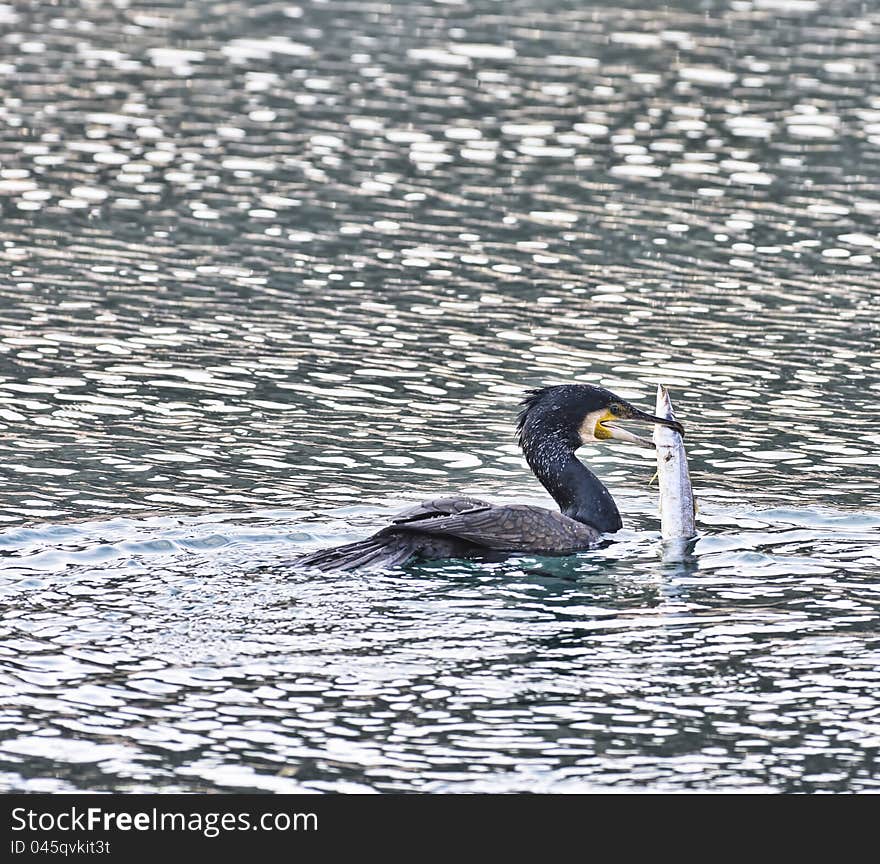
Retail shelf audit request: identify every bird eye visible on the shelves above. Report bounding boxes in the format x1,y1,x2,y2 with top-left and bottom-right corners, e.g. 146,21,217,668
609,402,622,415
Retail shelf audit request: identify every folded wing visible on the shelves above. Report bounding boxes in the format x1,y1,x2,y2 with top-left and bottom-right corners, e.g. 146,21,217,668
389,503,600,553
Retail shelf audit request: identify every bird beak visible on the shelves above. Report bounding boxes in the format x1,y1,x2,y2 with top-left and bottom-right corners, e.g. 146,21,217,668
598,405,684,449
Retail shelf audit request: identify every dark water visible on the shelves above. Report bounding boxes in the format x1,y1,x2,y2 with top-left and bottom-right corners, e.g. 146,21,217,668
1,0,879,792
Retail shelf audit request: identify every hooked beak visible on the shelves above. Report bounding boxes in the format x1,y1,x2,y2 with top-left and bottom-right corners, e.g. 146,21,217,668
598,404,684,449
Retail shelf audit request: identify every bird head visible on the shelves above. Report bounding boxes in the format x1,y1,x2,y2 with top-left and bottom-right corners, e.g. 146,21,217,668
517,384,684,451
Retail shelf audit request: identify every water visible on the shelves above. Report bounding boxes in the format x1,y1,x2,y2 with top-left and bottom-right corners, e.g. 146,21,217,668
1,0,879,792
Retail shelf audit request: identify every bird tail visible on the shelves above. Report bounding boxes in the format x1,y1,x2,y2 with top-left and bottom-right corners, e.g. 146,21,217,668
295,533,417,572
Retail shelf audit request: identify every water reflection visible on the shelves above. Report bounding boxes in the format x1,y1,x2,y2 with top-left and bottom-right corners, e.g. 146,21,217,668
0,0,879,792
1,502,878,792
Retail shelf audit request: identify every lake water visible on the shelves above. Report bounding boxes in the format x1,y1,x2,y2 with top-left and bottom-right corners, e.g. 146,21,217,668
1,0,879,793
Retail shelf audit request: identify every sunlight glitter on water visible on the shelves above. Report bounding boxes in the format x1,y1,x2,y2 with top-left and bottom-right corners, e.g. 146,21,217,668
1,0,879,793
1,499,879,792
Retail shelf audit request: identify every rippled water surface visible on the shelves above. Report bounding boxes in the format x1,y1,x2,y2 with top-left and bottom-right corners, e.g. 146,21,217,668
1,0,879,792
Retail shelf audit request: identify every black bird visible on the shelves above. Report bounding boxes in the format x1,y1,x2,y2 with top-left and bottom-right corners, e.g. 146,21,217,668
296,384,684,571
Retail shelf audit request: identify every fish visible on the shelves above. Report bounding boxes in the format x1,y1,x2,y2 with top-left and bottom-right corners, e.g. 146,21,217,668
653,384,696,541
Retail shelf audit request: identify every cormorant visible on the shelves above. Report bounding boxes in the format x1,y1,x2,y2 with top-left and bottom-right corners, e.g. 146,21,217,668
296,384,684,571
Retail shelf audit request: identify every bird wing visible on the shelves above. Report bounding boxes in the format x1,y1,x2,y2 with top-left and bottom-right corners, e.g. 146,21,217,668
391,497,494,524
391,504,600,553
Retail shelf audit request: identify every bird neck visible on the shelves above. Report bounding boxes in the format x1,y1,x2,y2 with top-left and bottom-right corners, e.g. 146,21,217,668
523,437,623,534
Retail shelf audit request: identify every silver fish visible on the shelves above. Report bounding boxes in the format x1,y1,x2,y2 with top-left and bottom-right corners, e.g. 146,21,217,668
653,385,696,541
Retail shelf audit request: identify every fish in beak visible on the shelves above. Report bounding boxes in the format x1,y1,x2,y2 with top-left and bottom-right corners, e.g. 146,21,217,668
590,400,685,449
